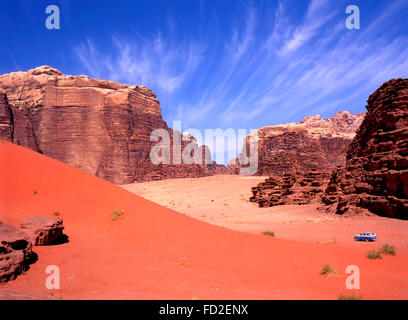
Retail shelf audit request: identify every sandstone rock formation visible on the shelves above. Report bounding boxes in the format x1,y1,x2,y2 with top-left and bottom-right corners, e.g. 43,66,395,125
141,132,228,181
250,170,331,207
232,111,365,176
0,222,33,283
322,79,408,219
20,216,65,246
0,89,12,140
0,66,226,184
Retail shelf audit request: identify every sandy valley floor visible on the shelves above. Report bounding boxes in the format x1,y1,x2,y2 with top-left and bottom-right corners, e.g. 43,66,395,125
1,144,407,299
122,175,408,254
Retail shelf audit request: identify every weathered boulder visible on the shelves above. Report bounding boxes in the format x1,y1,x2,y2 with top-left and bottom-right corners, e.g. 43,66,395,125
0,66,227,184
322,79,408,219
0,222,33,283
231,111,365,176
20,216,65,246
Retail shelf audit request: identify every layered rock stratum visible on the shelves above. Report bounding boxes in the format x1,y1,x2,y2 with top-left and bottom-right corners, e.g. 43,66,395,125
322,79,408,219
231,111,365,175
0,66,226,184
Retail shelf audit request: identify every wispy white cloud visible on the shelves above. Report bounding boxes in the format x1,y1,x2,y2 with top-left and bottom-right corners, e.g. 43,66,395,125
215,0,408,126
228,6,256,62
73,0,408,162
74,35,204,94
278,0,336,55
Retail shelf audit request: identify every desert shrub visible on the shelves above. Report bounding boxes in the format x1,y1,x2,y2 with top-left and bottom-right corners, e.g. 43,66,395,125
366,249,382,259
338,293,363,300
111,210,124,221
33,189,38,196
262,231,275,237
328,237,337,244
53,211,61,217
320,263,336,276
379,244,396,256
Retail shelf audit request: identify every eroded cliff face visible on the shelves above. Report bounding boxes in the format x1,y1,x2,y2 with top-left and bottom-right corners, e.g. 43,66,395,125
323,79,408,219
231,111,365,176
0,66,226,184
0,89,12,141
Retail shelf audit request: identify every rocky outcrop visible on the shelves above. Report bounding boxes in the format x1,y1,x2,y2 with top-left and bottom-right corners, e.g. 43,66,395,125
322,79,408,219
232,111,365,176
0,66,226,184
0,222,33,283
250,170,331,207
0,89,12,141
20,216,65,246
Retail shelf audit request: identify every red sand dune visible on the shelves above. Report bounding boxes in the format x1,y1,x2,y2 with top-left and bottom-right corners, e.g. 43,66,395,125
0,142,407,299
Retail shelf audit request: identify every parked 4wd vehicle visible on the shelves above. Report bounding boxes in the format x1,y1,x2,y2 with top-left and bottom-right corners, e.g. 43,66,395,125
354,232,376,241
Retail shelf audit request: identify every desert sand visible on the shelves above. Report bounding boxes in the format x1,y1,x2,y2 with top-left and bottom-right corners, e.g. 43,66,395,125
1,142,407,299
122,175,408,254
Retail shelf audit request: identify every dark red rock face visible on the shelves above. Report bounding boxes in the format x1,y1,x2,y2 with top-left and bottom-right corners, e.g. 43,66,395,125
323,79,408,219
232,111,365,176
0,66,227,184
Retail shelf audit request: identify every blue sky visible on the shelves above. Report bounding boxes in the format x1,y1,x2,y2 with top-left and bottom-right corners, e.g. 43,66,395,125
1,0,407,162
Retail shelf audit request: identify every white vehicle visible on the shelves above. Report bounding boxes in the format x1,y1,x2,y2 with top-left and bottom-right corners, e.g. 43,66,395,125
354,232,376,241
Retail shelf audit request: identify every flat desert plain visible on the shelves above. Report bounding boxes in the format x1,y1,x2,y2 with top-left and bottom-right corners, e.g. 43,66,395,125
123,175,408,254
1,142,407,299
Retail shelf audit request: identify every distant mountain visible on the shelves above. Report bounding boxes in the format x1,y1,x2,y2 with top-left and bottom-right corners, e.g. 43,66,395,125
229,110,365,176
